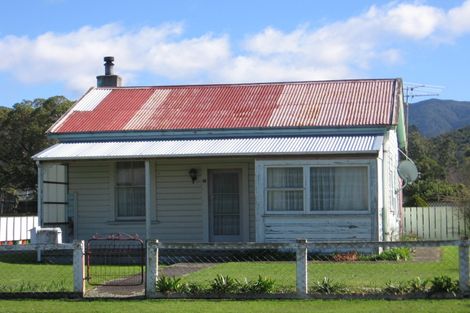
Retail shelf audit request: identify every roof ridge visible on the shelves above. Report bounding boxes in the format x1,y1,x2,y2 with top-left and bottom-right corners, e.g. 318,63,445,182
93,78,400,90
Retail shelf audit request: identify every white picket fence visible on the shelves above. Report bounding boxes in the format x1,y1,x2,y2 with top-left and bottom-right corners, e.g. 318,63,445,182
403,206,468,240
0,216,38,243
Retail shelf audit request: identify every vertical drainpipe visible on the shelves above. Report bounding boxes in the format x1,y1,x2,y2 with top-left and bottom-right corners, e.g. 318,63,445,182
145,160,151,240
36,161,44,227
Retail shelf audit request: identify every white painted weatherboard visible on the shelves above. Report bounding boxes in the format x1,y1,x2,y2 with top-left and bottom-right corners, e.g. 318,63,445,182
67,158,256,242
255,159,379,242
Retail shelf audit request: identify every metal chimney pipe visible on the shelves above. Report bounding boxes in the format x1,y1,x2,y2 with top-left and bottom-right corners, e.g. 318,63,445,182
104,56,114,75
97,56,122,87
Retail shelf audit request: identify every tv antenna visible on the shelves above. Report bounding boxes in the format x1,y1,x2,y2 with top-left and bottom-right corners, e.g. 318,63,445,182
402,82,444,142
403,82,444,104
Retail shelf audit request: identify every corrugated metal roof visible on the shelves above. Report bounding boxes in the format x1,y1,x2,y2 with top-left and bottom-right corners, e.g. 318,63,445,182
49,79,401,134
33,135,383,160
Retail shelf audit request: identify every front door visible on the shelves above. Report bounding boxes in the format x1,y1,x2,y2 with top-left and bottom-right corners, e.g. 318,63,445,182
209,170,242,242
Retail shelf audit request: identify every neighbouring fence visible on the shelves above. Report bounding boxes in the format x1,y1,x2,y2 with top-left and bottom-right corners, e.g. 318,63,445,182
0,241,84,297
0,216,38,244
403,206,468,240
146,240,470,298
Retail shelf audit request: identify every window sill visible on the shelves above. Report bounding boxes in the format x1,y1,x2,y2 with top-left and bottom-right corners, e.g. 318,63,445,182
106,220,159,225
263,211,371,216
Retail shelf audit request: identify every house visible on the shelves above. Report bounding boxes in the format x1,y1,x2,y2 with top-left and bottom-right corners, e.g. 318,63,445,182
33,57,406,243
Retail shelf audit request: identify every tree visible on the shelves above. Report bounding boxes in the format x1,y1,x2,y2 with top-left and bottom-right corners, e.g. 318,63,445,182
0,96,73,191
404,126,469,206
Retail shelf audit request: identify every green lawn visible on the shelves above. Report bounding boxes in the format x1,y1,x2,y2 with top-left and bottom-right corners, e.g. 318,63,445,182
1,299,469,313
0,252,73,292
181,246,459,292
0,246,460,294
0,252,142,292
87,265,143,286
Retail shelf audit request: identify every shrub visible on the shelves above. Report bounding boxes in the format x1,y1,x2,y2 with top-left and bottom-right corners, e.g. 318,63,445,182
182,282,207,295
240,275,276,294
380,247,411,261
383,277,429,295
310,277,348,294
156,275,184,294
429,275,459,294
210,274,241,294
361,247,411,261
383,280,410,295
408,277,428,293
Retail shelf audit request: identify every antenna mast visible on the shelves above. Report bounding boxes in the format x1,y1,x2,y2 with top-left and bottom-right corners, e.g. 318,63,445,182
403,82,444,137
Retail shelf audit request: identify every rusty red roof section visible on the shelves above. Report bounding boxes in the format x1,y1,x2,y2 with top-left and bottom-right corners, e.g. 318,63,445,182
50,79,400,133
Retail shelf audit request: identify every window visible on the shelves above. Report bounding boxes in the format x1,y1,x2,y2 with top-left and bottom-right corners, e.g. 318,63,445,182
310,166,368,211
116,161,145,218
266,167,303,211
263,163,369,213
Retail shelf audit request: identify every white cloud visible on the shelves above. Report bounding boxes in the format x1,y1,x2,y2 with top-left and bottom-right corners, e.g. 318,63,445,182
227,0,470,82
384,3,445,39
0,23,230,93
0,1,469,92
447,0,470,34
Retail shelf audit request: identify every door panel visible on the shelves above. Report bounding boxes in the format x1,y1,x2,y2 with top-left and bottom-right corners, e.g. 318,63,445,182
209,170,241,242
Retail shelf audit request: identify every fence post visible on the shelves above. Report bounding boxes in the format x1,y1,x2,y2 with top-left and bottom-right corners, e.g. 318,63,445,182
296,239,308,297
73,240,85,296
146,239,159,298
459,240,470,293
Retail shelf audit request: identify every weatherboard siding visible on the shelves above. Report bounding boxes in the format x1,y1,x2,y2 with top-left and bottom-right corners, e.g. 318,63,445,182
154,160,204,241
68,161,114,239
383,129,400,240
255,158,379,243
68,158,256,241
263,215,373,242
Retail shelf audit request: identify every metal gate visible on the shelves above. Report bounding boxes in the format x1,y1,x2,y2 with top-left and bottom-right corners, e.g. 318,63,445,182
86,233,144,286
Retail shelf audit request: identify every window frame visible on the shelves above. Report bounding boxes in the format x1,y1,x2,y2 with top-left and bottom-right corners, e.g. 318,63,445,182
260,160,372,215
114,161,146,220
266,166,305,212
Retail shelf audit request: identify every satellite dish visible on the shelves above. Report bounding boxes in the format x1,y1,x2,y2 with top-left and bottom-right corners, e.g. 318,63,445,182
398,160,419,183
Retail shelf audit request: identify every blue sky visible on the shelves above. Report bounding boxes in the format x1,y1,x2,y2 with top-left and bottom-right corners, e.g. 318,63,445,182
0,0,469,107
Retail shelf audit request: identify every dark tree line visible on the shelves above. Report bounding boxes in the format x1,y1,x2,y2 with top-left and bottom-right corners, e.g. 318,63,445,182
0,96,73,214
404,125,470,206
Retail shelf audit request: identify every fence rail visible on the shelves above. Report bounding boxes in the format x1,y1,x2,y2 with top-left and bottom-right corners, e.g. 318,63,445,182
403,206,468,240
1,239,469,299
0,216,38,243
0,241,85,297
146,239,470,298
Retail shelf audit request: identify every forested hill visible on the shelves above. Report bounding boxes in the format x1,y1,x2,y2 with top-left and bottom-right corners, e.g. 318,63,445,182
408,99,470,138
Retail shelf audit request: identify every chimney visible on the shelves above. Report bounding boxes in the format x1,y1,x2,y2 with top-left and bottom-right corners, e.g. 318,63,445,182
96,56,122,87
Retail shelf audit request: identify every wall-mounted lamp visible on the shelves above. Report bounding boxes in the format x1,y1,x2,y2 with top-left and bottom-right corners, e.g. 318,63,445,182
188,168,198,184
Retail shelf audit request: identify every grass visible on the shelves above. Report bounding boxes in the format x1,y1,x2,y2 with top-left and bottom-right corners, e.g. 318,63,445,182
0,246,460,294
87,265,144,286
181,246,459,292
0,299,469,313
0,252,73,292
0,252,143,292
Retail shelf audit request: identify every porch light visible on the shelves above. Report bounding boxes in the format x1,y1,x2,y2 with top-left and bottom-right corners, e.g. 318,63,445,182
189,168,198,183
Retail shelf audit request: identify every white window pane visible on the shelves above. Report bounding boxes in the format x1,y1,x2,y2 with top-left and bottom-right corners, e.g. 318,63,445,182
267,168,303,188
116,161,146,218
267,190,303,211
310,167,368,211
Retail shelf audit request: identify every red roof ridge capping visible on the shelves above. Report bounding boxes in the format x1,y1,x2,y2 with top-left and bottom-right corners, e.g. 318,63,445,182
49,78,402,134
